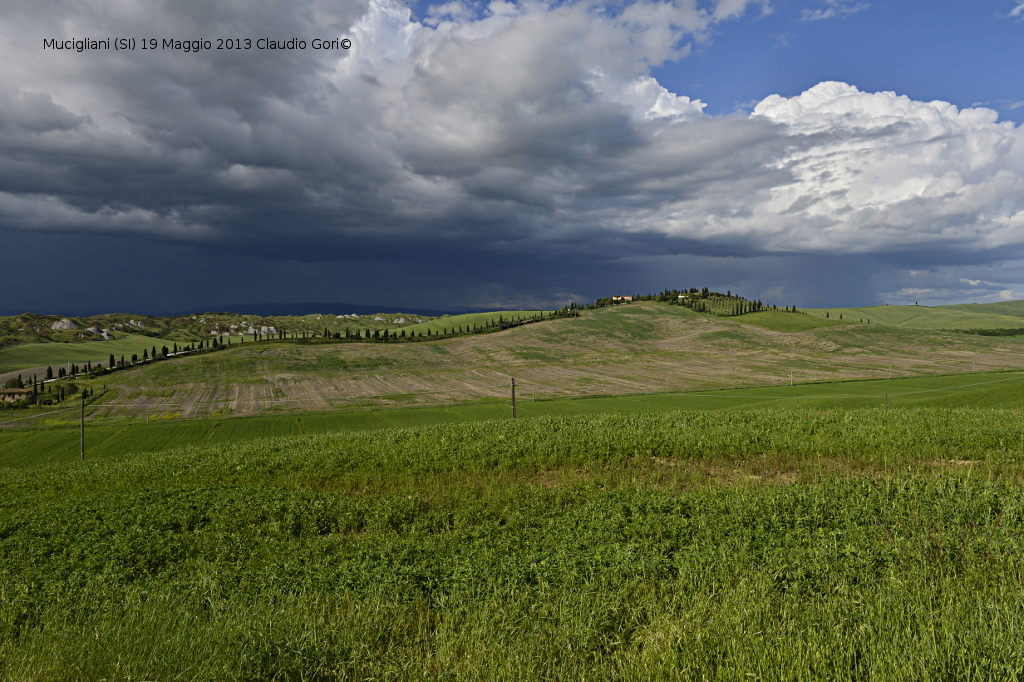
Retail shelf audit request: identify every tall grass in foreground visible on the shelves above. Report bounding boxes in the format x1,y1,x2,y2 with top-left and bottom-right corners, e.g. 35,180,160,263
3,409,1024,679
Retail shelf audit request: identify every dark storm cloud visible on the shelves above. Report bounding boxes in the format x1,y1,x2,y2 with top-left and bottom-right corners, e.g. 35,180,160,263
2,0,1024,311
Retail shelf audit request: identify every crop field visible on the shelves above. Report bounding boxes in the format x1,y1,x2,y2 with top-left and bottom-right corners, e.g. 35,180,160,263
3,408,1024,679
4,370,1024,468
803,303,1024,330
30,302,1024,421
0,335,178,376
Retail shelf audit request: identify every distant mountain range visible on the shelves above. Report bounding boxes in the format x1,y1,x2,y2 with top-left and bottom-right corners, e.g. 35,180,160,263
0,302,492,318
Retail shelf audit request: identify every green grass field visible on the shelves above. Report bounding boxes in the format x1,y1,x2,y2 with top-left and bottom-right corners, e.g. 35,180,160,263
399,309,553,336
942,299,1024,318
7,301,1024,676
0,335,180,374
5,370,1024,468
804,303,1024,329
734,310,853,331
4,407,1024,678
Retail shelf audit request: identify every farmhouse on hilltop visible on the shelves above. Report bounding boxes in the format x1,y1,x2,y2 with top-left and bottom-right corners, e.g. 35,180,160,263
0,388,32,402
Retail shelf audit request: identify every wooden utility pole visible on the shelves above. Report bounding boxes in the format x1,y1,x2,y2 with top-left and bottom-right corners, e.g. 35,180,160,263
511,378,517,419
884,394,888,410
80,392,85,460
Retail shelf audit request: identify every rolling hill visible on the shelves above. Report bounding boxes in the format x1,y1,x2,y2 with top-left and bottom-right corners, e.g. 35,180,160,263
803,302,1024,329
1,301,1016,422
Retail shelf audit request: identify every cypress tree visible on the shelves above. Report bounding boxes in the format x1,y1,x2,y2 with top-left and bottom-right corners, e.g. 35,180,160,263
46,366,53,380
143,349,149,361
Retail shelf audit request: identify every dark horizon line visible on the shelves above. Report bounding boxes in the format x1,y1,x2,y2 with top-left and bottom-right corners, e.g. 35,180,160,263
0,301,545,319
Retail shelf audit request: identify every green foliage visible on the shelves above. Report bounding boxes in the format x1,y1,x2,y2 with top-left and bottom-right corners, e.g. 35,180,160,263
962,328,1024,337
3,410,1024,677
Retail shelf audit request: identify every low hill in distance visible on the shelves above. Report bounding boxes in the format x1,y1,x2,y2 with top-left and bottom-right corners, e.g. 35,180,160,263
803,303,1024,330
6,296,1024,420
0,310,447,348
11,301,1019,422
6,296,1024,351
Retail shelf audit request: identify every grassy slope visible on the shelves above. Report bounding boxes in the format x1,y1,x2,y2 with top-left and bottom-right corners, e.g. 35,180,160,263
3,410,1024,678
399,310,551,335
5,370,1024,468
0,335,180,374
804,304,1024,329
734,310,854,331
3,300,1022,427
941,300,1024,319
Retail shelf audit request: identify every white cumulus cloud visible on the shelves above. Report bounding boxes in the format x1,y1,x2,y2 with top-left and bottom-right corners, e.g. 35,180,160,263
801,1,871,21
1,0,1023,276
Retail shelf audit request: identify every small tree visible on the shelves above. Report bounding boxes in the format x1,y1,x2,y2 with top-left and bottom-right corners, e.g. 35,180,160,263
143,349,149,361
46,366,53,380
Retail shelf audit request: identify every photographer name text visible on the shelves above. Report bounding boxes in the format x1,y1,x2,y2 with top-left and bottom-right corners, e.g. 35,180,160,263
44,38,352,53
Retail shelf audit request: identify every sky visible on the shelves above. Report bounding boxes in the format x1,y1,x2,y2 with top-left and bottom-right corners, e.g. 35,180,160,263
2,0,1024,314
